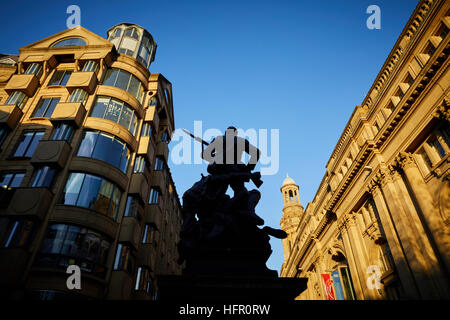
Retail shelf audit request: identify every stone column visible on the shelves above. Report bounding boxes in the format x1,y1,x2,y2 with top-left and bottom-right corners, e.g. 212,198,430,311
376,165,444,298
368,179,420,299
395,152,450,272
339,217,366,300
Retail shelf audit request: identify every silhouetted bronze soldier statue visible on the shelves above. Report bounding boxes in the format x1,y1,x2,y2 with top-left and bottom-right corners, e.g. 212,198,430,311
178,126,287,277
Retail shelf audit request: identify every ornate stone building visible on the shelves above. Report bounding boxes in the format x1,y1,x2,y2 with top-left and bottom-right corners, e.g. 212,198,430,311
280,0,450,300
0,23,183,299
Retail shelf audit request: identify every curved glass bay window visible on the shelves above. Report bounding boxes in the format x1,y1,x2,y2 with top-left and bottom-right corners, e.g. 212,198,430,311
0,218,35,248
90,96,138,135
59,172,122,220
102,68,145,103
35,223,111,277
77,130,130,173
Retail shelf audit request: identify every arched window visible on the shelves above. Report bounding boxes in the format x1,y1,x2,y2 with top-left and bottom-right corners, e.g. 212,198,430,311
52,38,86,47
289,190,294,201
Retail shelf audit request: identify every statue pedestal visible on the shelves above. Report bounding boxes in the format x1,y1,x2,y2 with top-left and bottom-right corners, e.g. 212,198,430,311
157,274,308,301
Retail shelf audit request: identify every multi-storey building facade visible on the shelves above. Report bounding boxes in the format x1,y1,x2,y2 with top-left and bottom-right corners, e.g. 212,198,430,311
0,23,182,300
281,0,450,300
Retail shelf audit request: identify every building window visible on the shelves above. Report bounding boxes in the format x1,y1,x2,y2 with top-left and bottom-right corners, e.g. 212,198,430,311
12,131,44,158
52,38,87,47
123,195,142,220
32,97,60,118
24,63,43,78
31,166,57,188
161,131,169,142
108,28,122,40
0,218,35,248
149,187,160,204
48,70,72,86
133,156,146,173
0,127,10,149
35,223,111,277
124,27,139,40
415,124,450,173
154,156,164,171
113,243,135,274
135,266,152,293
90,96,138,135
0,171,25,207
59,172,122,220
68,89,88,104
51,123,75,143
77,130,130,173
142,223,157,245
81,60,99,73
102,68,145,103
5,91,28,109
141,122,152,137
137,37,153,67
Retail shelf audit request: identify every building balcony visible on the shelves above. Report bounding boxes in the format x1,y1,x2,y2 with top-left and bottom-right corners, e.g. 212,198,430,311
136,243,157,271
30,140,72,168
65,71,98,95
144,106,159,129
145,204,163,229
151,170,166,193
155,141,169,163
52,205,119,239
107,270,133,300
6,187,53,220
0,248,31,289
0,104,23,129
4,74,39,96
118,217,141,249
128,173,149,204
50,102,86,127
137,136,155,165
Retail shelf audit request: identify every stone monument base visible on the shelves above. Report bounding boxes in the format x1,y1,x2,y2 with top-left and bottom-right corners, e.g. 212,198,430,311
157,274,308,301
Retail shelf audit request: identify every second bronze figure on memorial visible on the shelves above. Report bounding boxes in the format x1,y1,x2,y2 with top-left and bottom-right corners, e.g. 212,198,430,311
177,126,287,277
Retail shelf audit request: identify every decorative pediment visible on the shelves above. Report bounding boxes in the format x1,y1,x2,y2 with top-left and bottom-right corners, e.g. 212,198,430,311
21,26,113,50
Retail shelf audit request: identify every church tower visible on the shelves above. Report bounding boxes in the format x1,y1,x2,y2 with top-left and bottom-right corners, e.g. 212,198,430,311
280,174,303,261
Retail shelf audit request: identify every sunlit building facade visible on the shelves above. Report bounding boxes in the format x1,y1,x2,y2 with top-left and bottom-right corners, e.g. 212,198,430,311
281,0,450,300
0,23,182,300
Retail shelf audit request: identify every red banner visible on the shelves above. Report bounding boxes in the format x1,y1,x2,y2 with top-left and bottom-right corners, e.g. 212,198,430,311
321,274,336,300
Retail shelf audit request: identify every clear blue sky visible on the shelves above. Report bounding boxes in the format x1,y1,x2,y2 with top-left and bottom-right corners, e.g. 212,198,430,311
1,0,418,273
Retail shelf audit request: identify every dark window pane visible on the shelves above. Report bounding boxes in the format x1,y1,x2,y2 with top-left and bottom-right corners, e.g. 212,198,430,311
91,132,112,163
103,69,118,86
49,71,64,86
115,70,130,91
91,97,109,118
24,132,44,157
104,98,122,123
60,173,84,205
9,173,25,188
76,174,102,209
77,131,98,157
60,71,72,86
32,99,50,118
